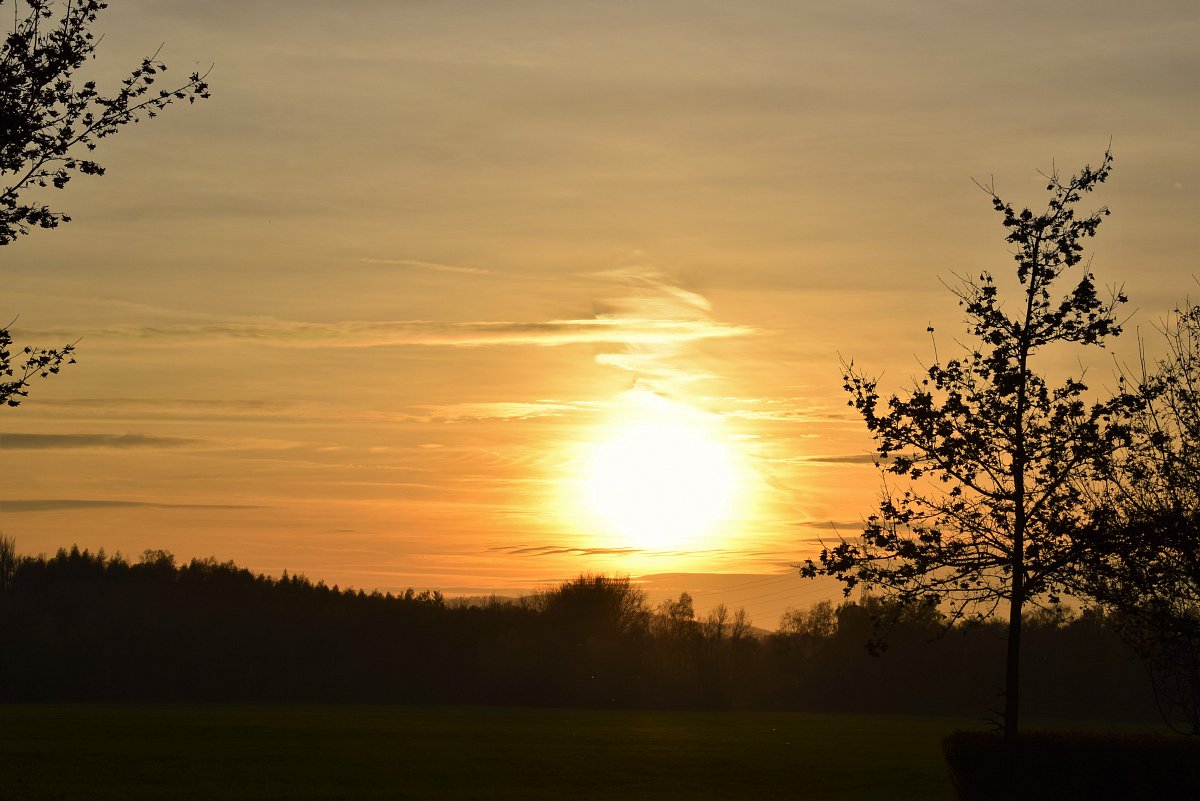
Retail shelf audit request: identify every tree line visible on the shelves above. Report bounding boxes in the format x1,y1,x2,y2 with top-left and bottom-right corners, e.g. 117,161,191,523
0,540,1159,719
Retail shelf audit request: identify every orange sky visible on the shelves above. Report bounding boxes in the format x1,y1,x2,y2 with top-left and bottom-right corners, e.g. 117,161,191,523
2,0,1198,626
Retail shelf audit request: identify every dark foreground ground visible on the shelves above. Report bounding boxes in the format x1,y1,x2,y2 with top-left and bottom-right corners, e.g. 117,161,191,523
0,705,981,800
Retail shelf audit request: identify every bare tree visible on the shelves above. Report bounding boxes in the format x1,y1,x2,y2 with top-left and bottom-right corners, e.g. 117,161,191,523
701,603,729,642
729,607,752,643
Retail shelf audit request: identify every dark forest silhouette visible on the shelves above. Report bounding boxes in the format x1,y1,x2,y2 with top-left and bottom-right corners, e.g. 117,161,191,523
0,541,1158,720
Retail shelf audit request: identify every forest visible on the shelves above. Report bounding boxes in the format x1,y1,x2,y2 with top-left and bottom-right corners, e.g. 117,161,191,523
0,542,1159,721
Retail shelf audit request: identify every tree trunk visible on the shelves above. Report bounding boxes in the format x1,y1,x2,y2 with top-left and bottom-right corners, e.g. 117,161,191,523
1005,583,1023,741
1006,249,1035,744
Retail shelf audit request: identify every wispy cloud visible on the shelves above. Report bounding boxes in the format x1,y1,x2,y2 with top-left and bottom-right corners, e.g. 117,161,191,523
797,453,881,465
720,407,811,423
40,317,753,349
795,519,867,532
12,398,339,427
490,544,645,557
16,397,595,428
31,398,288,413
359,257,491,275
488,544,726,558
714,397,854,424
418,400,603,422
587,266,746,394
0,433,200,450
3,499,261,512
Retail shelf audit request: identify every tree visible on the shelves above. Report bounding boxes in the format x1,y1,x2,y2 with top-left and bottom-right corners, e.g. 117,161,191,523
1,324,74,407
0,534,15,590
778,599,837,641
1088,303,1200,734
0,0,210,407
701,602,729,642
534,573,649,635
654,591,696,640
728,606,752,643
801,150,1135,739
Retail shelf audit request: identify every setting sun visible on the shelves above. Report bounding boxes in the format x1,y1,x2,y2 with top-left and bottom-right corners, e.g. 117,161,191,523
582,393,737,550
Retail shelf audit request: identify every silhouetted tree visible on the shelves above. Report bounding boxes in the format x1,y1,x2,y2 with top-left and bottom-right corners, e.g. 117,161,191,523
778,600,837,641
1089,302,1200,733
1,325,73,407
0,534,14,590
530,574,650,705
701,603,729,642
0,0,210,407
729,607,753,643
534,573,649,635
802,151,1136,739
654,591,696,640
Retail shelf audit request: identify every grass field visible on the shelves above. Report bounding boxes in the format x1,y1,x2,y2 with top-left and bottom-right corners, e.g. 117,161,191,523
0,705,980,800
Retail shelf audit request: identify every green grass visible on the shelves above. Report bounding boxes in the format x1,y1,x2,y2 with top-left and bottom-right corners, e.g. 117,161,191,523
0,705,977,800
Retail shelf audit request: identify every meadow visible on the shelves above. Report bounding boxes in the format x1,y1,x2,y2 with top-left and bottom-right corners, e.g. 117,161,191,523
1,705,975,800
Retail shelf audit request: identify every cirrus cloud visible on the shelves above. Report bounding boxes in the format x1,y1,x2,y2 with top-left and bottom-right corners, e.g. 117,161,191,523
0,433,200,450
24,317,755,349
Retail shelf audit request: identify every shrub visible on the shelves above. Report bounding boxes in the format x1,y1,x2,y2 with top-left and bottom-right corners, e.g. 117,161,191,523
943,730,1200,800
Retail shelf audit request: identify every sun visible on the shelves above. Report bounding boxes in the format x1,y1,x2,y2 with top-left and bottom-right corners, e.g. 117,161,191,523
582,393,737,550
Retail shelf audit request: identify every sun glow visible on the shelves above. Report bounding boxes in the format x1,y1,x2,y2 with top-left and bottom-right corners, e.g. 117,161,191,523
581,392,738,551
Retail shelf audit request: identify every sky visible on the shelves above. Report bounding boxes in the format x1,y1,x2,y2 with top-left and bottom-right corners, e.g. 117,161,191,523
2,0,1197,627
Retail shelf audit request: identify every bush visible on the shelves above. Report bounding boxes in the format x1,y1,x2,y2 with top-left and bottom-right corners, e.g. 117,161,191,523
943,730,1200,800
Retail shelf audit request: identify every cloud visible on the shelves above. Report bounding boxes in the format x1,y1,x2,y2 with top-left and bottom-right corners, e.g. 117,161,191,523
419,400,602,422
359,257,491,275
795,519,867,532
19,397,591,428
24,398,327,425
715,397,856,424
41,317,754,349
0,433,200,450
721,408,813,423
2,499,262,512
31,398,286,413
487,544,726,558
584,266,748,393
763,451,901,465
589,266,714,313
491,544,645,557
799,453,881,465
